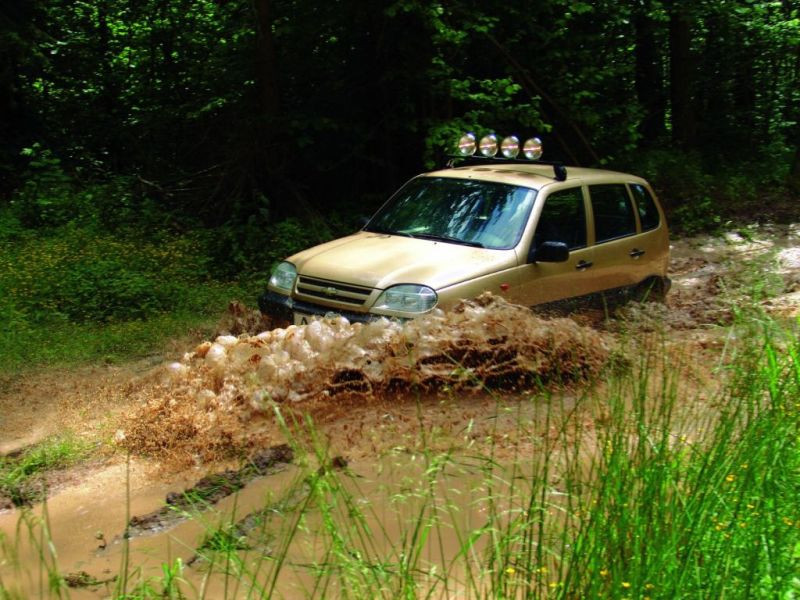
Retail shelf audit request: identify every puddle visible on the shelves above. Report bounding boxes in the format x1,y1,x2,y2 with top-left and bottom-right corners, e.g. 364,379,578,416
1,378,714,598
1,443,606,599
0,459,300,598
127,444,293,537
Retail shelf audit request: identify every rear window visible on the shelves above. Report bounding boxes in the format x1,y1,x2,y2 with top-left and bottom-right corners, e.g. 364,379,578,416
630,184,660,231
589,184,637,243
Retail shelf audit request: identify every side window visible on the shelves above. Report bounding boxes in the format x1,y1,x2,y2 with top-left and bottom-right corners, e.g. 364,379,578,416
589,184,637,243
630,183,660,231
533,187,587,250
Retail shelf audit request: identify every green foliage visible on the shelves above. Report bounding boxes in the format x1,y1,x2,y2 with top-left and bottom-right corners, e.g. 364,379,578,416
2,0,799,222
0,299,247,373
620,148,795,234
1,225,209,323
14,145,75,228
202,215,333,279
0,435,91,506
0,184,262,370
671,196,722,235
0,162,327,372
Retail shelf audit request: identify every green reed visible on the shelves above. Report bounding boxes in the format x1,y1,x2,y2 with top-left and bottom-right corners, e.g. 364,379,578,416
2,315,798,599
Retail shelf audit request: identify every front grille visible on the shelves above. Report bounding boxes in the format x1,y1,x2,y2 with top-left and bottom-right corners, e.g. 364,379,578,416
296,276,373,306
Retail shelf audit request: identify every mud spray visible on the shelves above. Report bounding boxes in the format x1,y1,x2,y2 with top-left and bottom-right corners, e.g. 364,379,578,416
119,293,610,466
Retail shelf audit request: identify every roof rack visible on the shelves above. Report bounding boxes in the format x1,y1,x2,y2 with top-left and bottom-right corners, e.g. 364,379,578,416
446,155,567,182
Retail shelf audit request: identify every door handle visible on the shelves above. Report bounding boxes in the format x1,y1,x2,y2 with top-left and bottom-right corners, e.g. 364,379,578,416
575,260,593,270
629,248,646,258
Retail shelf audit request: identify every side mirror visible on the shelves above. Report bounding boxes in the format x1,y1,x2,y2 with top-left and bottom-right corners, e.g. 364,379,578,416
530,240,569,263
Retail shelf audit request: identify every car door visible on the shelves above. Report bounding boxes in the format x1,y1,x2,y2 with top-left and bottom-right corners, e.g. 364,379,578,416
510,185,597,306
628,182,670,277
587,183,650,294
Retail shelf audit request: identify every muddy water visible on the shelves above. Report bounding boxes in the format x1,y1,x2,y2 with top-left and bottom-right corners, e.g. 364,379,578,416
0,461,299,598
0,452,542,599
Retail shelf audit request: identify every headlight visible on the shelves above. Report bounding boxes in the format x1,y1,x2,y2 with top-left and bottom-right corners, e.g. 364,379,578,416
269,262,297,292
374,284,437,313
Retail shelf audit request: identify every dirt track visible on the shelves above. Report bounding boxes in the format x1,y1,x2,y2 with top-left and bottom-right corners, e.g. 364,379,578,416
1,224,799,498
1,226,799,598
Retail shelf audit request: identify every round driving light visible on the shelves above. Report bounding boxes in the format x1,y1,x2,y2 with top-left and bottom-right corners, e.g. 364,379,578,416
478,134,499,157
456,133,477,156
500,135,520,158
522,137,543,160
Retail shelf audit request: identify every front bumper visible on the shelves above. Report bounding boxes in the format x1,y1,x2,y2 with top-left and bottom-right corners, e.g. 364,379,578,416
257,290,376,324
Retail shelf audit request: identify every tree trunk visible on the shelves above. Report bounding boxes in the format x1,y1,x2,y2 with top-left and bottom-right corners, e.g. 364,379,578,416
790,146,800,191
634,8,666,143
96,2,119,166
669,6,696,146
786,0,800,191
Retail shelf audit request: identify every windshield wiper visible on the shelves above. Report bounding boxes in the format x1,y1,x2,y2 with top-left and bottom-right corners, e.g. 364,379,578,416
363,226,415,238
412,233,484,248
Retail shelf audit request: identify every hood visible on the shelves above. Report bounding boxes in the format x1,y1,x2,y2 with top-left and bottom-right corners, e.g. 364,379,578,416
289,231,518,290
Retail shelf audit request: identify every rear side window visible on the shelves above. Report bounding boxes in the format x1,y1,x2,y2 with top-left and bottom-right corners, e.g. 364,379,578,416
533,187,587,250
630,184,660,231
589,184,636,243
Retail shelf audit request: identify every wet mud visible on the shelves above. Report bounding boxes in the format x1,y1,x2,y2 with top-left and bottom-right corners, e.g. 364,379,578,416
186,455,348,567
127,443,293,536
656,224,800,327
64,570,117,589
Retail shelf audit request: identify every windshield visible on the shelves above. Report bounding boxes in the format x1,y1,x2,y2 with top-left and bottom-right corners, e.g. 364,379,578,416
365,177,537,250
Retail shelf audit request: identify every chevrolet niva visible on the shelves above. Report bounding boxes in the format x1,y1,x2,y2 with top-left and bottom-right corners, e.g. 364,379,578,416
258,133,670,325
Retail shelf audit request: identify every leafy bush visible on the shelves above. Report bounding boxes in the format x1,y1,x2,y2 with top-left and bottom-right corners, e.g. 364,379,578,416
13,145,78,228
203,215,339,278
671,195,722,235
1,226,211,323
622,148,796,234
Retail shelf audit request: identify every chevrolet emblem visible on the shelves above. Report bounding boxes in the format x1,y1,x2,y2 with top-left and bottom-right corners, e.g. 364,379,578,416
323,287,337,297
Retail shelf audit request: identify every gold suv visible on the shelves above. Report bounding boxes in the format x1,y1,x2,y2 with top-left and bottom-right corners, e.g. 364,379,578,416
259,136,669,324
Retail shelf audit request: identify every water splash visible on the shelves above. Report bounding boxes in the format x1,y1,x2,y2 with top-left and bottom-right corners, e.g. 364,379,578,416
120,293,609,464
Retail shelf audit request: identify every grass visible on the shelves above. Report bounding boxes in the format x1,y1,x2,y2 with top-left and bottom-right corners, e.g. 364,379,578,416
1,303,799,597
0,435,92,507
3,311,794,598
175,316,799,597
0,214,266,374
0,281,255,374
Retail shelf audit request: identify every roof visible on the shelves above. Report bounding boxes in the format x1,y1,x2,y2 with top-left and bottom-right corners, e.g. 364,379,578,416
425,162,648,191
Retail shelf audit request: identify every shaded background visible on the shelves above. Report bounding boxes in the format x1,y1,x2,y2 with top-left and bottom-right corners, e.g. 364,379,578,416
0,0,799,353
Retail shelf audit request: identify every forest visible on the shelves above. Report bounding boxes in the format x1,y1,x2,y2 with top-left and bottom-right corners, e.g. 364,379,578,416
2,3,800,597
1,0,799,363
